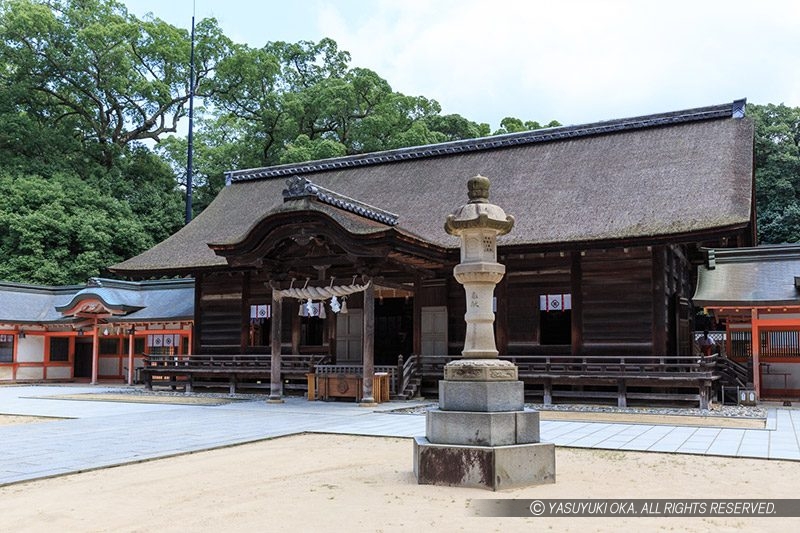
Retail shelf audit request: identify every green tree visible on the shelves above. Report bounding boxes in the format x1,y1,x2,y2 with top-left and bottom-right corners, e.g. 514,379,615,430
423,114,491,141
0,0,230,167
170,38,500,210
0,172,153,284
493,117,561,135
749,103,800,243
0,0,191,273
1,0,564,280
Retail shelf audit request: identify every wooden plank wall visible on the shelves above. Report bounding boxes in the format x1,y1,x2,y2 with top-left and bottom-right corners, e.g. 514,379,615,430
249,270,296,354
666,244,693,355
198,271,245,354
581,247,653,356
441,248,662,357
193,245,689,358
504,253,571,355
446,278,466,356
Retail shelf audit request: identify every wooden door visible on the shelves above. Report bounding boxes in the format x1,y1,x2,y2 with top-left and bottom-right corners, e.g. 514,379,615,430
421,306,447,355
74,339,93,378
335,309,363,363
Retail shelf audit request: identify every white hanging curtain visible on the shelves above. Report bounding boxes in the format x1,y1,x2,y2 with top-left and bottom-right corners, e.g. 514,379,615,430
539,293,572,312
250,304,270,319
147,334,181,347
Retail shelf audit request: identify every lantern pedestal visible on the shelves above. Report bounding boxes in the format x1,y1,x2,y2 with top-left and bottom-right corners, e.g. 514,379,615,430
413,364,555,490
413,437,555,491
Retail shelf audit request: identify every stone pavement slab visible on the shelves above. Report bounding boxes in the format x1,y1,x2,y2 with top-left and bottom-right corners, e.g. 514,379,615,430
1,385,798,486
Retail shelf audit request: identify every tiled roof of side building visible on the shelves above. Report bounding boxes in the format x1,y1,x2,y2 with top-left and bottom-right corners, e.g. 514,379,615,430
111,100,754,275
0,278,194,325
694,244,800,307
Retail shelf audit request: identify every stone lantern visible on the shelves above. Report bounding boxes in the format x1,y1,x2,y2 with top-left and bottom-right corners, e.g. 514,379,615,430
445,174,513,360
413,175,555,491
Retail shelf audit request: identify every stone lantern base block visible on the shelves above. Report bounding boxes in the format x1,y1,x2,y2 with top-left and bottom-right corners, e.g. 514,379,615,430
413,436,555,491
443,359,518,381
426,408,540,446
439,380,524,412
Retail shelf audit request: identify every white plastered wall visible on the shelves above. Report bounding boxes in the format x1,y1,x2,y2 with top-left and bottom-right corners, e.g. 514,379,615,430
16,336,45,363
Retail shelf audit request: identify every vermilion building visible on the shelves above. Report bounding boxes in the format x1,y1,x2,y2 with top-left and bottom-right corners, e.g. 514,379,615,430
0,278,193,384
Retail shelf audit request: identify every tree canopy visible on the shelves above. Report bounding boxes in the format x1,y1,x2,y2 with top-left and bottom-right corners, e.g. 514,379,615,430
156,38,516,211
0,0,230,166
749,103,800,243
0,172,152,284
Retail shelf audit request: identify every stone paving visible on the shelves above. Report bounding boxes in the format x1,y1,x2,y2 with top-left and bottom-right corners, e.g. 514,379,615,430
1,384,799,486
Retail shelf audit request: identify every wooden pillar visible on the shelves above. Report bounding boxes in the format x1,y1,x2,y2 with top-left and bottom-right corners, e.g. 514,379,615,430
571,251,584,357
412,276,422,356
291,301,301,355
496,274,509,355
127,328,135,385
268,290,284,403
751,308,761,399
361,282,375,404
193,271,202,355
241,271,251,352
91,323,99,385
543,378,553,405
617,378,627,408
12,330,20,381
651,246,667,356
700,380,711,410
327,310,337,362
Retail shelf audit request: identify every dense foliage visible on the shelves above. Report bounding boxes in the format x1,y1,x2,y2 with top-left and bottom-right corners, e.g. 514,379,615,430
749,103,800,244
0,0,796,285
0,172,151,284
156,38,525,211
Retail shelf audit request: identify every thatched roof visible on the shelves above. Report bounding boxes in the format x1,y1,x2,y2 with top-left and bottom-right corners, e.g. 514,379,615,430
693,245,800,307
112,100,754,275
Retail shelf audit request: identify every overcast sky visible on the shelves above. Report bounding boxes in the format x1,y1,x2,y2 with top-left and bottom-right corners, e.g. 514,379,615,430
122,0,800,129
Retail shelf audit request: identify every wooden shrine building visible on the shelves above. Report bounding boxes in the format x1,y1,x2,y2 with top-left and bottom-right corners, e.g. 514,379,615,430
111,100,756,406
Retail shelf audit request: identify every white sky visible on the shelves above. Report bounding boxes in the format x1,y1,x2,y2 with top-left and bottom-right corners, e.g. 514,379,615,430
123,0,800,129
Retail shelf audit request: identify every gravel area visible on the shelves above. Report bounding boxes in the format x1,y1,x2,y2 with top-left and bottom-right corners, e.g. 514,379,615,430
389,402,767,419
104,387,767,419
102,387,267,402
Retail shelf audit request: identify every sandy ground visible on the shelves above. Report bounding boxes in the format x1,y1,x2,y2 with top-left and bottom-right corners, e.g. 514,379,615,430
0,431,797,533
24,393,232,406
0,414,56,425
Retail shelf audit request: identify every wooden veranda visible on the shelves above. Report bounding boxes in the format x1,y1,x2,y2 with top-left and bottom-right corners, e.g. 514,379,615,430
142,352,722,409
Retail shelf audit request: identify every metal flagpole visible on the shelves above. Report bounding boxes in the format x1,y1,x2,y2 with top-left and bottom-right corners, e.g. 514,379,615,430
185,1,196,224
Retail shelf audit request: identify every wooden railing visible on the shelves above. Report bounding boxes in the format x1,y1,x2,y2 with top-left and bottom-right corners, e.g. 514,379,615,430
716,357,751,387
142,353,721,380
396,354,418,396
140,352,722,406
411,353,720,408
413,354,719,377
727,329,800,359
516,354,717,376
142,353,331,375
314,364,397,395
